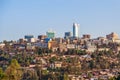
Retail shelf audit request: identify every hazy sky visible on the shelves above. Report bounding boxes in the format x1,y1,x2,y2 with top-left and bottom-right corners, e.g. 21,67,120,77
0,0,120,41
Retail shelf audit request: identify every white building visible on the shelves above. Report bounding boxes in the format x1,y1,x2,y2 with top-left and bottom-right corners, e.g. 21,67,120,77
30,38,37,43
0,43,5,48
86,42,97,52
73,23,79,38
67,44,75,49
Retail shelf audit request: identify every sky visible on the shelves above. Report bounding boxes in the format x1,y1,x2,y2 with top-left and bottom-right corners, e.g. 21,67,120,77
0,0,120,41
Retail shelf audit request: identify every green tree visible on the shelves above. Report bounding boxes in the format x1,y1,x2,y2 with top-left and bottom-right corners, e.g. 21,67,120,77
76,50,86,55
22,70,38,80
42,70,49,76
109,77,116,80
64,72,69,80
34,65,42,80
49,56,57,63
88,72,93,78
5,59,22,80
37,48,43,55
89,60,95,69
0,68,8,80
0,68,4,80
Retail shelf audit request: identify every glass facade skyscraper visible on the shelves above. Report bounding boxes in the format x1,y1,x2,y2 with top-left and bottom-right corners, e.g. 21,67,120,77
64,32,71,39
46,31,55,39
73,23,79,38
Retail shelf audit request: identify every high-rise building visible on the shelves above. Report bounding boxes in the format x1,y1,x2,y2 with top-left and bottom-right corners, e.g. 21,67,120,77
64,32,71,39
24,35,34,40
46,30,55,39
73,23,79,38
24,35,34,42
25,35,34,39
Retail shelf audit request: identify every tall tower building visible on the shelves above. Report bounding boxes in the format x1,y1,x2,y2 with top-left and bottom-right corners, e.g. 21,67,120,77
46,30,55,39
73,23,79,38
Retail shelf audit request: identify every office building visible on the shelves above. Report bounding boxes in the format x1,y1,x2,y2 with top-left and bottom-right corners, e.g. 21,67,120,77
46,30,55,39
64,32,71,39
24,35,34,42
73,23,79,38
25,35,34,39
38,35,47,40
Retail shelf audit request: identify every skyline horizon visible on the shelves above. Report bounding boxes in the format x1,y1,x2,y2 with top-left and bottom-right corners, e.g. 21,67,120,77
1,0,120,41
0,26,119,42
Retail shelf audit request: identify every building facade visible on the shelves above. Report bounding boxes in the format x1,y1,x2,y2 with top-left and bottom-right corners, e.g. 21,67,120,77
64,32,71,39
38,35,47,40
106,32,119,40
24,35,34,42
73,23,79,38
83,34,91,39
46,31,55,39
25,35,34,39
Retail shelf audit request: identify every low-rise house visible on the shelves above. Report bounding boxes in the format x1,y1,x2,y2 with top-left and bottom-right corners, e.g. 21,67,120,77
84,42,97,52
54,61,62,68
98,48,109,51
0,43,5,48
113,39,120,43
50,54,57,57
92,39,102,45
59,43,67,52
26,43,35,50
81,54,92,61
34,42,48,48
29,64,36,68
67,44,75,49
116,46,120,52
86,45,97,52
90,76,98,80
49,61,62,69
68,75,82,80
29,38,37,43
13,44,26,50
48,41,58,52
40,58,47,65
99,75,109,80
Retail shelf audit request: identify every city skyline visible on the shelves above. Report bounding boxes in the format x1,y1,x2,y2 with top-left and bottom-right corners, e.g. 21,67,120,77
1,0,120,41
